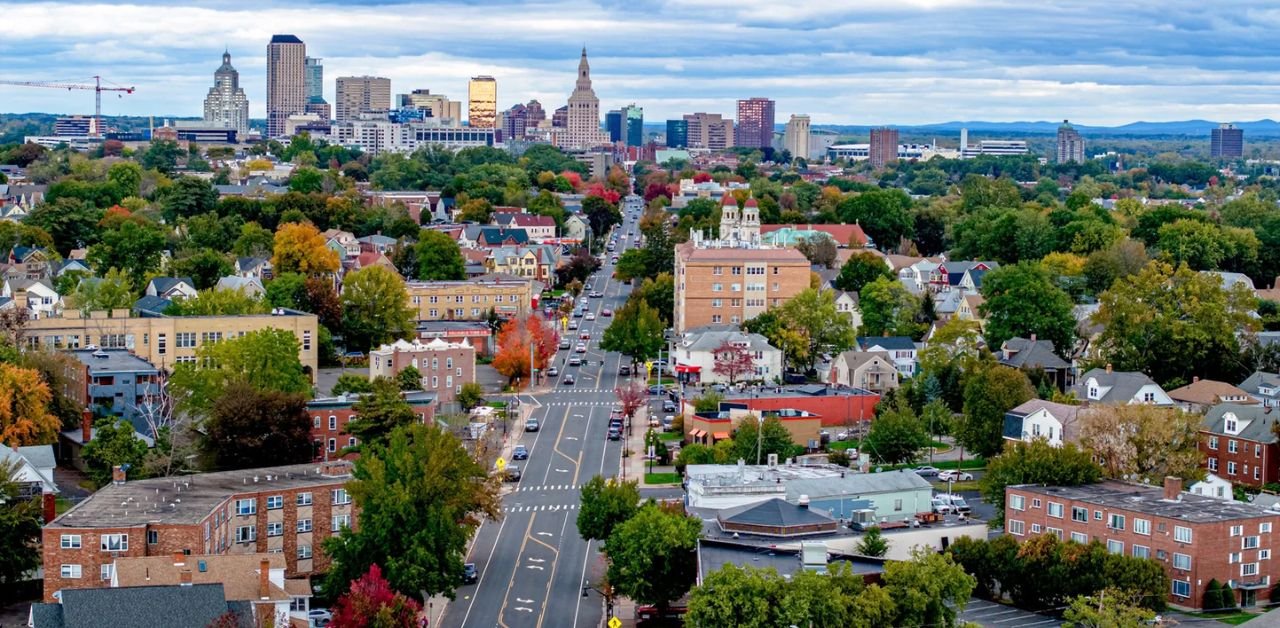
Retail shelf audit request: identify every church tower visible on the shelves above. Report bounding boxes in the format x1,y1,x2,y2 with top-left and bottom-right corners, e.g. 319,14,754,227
741,196,761,244
719,194,740,243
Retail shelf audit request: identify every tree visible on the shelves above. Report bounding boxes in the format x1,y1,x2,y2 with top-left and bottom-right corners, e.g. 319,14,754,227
577,475,641,544
1094,260,1256,387
0,458,42,587
85,220,166,284
332,373,374,396
0,364,58,446
80,416,149,486
774,288,857,371
415,229,466,281
491,315,558,388
331,564,423,628
613,249,647,282
881,548,975,628
25,197,104,255
345,378,417,451
142,139,182,174
201,383,312,471
1083,238,1148,295
979,439,1102,524
456,382,483,412
859,276,924,339
583,194,622,237
289,166,325,194
855,525,889,557
795,235,837,268
615,382,647,423
686,562,894,628
712,340,755,385
837,189,914,249
232,222,275,258
600,299,665,363
164,288,269,316
693,391,725,413
160,175,218,219
729,415,797,464
1078,404,1205,483
341,266,415,352
323,423,501,601
392,366,421,392
958,363,1035,458
66,268,136,314
863,396,930,464
168,250,234,291
1062,588,1156,628
168,328,311,415
979,262,1076,358
631,273,675,325
272,222,340,276
835,251,894,294
606,503,702,610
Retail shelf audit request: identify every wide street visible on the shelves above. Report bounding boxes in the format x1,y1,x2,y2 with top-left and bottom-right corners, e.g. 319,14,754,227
439,196,647,628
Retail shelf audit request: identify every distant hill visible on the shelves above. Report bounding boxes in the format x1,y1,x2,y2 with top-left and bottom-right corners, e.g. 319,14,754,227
812,119,1280,138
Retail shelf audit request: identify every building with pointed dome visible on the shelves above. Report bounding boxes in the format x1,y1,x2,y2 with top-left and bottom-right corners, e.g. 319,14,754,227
718,194,761,246
203,50,250,136
556,48,610,149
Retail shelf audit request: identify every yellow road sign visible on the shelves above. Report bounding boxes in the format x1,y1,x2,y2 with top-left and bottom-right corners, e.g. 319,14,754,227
608,617,621,628
496,457,506,471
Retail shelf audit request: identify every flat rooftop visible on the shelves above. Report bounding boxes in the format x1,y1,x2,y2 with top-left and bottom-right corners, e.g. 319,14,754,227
697,538,885,583
719,384,876,401
70,348,158,373
1013,481,1279,523
49,463,351,529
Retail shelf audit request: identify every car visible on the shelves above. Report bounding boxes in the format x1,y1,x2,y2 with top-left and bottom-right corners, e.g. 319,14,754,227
546,366,559,377
607,427,622,441
937,470,974,482
512,445,529,460
568,355,582,366
601,309,613,317
609,417,623,430
930,497,955,515
662,400,676,412
835,430,851,441
504,465,522,482
938,493,971,513
585,312,596,321
584,282,593,291
572,309,584,318
308,609,333,627
462,563,478,584
558,339,571,349
618,364,631,376
648,384,668,395
607,243,616,251
562,374,576,385
662,416,675,431
580,331,591,340
525,418,540,432
576,343,587,353
590,291,603,298
611,256,619,263
913,465,941,477
568,321,579,330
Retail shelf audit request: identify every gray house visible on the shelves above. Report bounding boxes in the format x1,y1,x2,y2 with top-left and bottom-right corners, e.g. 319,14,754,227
71,348,162,436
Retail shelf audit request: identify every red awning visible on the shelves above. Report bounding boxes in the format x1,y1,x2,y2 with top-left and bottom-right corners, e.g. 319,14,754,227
675,364,701,373
712,431,731,441
690,429,705,438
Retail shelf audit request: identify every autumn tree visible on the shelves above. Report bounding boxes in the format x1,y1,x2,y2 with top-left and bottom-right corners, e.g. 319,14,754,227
331,564,423,628
958,362,1035,458
272,221,340,275
492,314,558,388
577,475,641,545
1078,404,1205,483
712,339,755,385
81,416,150,486
0,364,58,445
340,266,415,352
201,382,313,471
774,288,857,371
615,382,647,422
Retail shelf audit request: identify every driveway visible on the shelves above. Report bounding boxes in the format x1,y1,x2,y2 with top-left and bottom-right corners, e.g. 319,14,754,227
960,598,1061,627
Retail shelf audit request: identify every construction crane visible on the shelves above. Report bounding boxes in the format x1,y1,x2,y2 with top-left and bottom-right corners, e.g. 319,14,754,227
0,75,135,137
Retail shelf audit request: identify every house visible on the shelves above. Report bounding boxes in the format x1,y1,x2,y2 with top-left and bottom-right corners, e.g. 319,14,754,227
488,245,561,283
958,267,992,293
996,336,1072,390
110,553,310,627
70,348,163,436
0,444,58,495
932,261,997,292
29,584,253,628
889,256,942,294
956,294,985,326
930,289,965,321
672,328,783,385
833,291,862,329
856,336,918,377
1239,371,1280,408
351,250,399,274
1189,473,1234,501
1168,378,1258,413
564,213,590,241
1199,404,1280,488
321,228,360,259
1072,366,1173,406
145,277,198,300
493,213,556,241
357,233,399,254
476,227,531,248
235,256,273,280
52,258,92,279
215,275,266,298
2,277,60,318
1002,399,1085,447
1203,270,1257,294
828,351,899,393
368,337,476,406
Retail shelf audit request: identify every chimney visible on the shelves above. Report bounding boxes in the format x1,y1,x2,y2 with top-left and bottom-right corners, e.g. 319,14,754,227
259,559,271,600
1193,376,1200,384
81,409,93,444
42,493,56,523
111,465,127,485
1029,333,1037,343
1163,476,1183,501
1105,363,1113,374
179,570,193,586
798,494,810,509
173,552,185,567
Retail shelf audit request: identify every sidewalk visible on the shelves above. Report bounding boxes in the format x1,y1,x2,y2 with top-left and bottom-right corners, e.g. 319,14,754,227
620,404,680,488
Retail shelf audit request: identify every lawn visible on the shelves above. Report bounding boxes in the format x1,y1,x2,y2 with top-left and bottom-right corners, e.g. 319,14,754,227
644,472,681,485
487,401,508,409
656,432,682,442
829,440,860,452
886,458,988,471
1183,611,1263,625
932,480,981,492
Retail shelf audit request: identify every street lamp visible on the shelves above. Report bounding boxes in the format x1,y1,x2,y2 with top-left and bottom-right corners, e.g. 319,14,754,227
582,583,614,619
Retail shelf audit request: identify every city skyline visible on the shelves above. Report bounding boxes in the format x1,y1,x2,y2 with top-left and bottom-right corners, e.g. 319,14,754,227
2,0,1278,126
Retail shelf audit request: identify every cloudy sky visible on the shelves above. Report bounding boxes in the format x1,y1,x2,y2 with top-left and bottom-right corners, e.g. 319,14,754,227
2,0,1278,126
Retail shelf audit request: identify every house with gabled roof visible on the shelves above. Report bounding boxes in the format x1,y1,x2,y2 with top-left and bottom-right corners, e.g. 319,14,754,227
1240,371,1280,408
829,350,899,393
322,228,359,259
1167,377,1258,413
234,256,272,280
145,277,197,300
3,277,60,319
932,260,998,292
1002,399,1085,447
997,335,1072,390
1199,403,1280,487
856,336,918,377
1071,366,1173,406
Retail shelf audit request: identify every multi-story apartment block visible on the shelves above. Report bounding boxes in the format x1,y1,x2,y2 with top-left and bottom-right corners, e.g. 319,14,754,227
334,76,391,121
1005,478,1280,609
1056,119,1086,163
735,98,775,149
1212,123,1244,159
404,276,535,321
22,309,320,376
683,113,735,151
41,461,355,602
868,127,899,169
1199,404,1280,488
70,348,162,435
369,338,476,406
307,391,436,460
674,238,809,333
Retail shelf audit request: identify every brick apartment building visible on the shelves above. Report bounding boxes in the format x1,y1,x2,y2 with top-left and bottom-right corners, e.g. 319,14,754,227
1199,404,1280,488
369,338,476,406
1005,478,1280,609
41,461,355,602
673,240,810,333
307,390,436,460
405,275,536,321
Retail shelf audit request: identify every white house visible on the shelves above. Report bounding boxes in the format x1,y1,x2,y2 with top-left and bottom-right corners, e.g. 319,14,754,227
564,213,590,242
1190,473,1234,501
892,257,941,294
1002,399,1085,447
833,291,862,330
0,444,57,494
145,277,198,300
215,275,266,298
2,278,60,319
856,336,918,377
234,256,273,280
675,328,783,385
1071,367,1173,406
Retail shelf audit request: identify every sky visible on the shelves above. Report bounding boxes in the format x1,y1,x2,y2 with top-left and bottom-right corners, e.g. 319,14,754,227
2,0,1280,126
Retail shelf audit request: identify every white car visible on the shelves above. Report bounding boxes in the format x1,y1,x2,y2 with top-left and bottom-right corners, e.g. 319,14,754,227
937,470,974,482
308,609,333,627
585,312,596,321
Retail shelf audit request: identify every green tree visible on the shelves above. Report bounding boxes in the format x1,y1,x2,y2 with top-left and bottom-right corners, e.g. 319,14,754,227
613,249,647,282
576,475,641,545
341,266,415,352
345,378,416,451
0,458,43,587
631,273,675,325
289,166,325,194
855,525,889,557
67,268,136,313
837,189,914,249
160,175,218,220
232,222,275,258
23,197,103,255
414,229,466,281
881,548,975,628
1062,588,1156,628
106,161,143,197
979,439,1102,524
323,423,501,601
729,415,797,464
141,139,182,174
168,250,234,291
163,288,269,316
168,328,311,415
394,366,421,391
201,382,313,471
693,391,725,413
266,272,308,310
958,363,1035,458
86,220,166,285
863,396,930,464
1157,218,1228,270
332,373,374,396
583,194,622,237
1083,238,1148,295
834,251,894,294
600,298,665,363
686,564,784,628
979,262,1076,358
774,288,857,371
81,416,149,487
859,276,924,339
606,503,702,610
456,382,484,412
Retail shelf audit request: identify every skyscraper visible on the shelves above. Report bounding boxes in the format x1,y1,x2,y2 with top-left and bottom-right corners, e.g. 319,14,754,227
683,113,734,150
868,127,899,169
783,114,810,162
397,90,462,125
622,104,643,147
735,97,776,149
1211,123,1244,158
605,110,624,143
1056,120,1085,163
665,119,688,148
202,50,249,136
266,35,306,138
468,76,497,128
503,103,529,141
303,57,330,120
335,76,391,121
558,48,610,149
525,100,546,128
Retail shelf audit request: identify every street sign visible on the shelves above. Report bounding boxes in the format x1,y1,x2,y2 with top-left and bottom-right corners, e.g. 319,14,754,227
496,457,506,471
608,617,621,628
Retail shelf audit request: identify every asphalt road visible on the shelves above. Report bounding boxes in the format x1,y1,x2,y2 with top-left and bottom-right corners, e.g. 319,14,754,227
440,198,645,628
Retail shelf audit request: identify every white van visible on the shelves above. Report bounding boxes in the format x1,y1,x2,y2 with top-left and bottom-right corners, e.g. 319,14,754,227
939,493,971,513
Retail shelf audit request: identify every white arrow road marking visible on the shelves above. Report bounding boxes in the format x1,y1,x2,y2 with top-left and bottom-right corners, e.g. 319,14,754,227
527,558,546,563
555,468,569,472
525,565,545,571
517,598,535,604
565,436,579,441
537,532,554,537
515,607,534,612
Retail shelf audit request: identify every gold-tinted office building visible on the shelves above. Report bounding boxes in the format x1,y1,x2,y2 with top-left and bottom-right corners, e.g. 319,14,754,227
468,76,497,128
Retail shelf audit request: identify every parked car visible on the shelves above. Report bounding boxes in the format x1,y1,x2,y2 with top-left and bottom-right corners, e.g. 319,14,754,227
930,497,955,515
562,374,576,386
662,416,674,432
525,418,540,432
662,399,677,412
648,384,668,395
462,563,478,585
609,417,623,431
512,445,529,460
308,609,333,627
607,427,622,441
558,339,571,349
505,465,522,482
913,465,941,477
937,470,974,482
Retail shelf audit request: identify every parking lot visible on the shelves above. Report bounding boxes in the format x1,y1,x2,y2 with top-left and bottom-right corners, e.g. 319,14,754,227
959,598,1061,627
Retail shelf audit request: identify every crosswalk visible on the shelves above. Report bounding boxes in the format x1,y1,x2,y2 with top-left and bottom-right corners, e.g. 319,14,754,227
540,401,618,408
501,504,578,513
513,484,581,492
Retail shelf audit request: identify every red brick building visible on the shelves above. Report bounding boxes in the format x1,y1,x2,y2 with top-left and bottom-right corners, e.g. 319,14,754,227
41,461,354,602
714,385,880,428
369,338,476,407
1199,404,1280,488
307,390,436,460
1005,478,1280,609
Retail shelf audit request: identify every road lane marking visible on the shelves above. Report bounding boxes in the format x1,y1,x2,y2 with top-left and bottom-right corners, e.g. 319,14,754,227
496,513,538,628
535,510,575,628
525,565,545,570
517,598,535,604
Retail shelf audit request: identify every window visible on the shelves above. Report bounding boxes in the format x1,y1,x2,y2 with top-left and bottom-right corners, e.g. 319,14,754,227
332,489,350,505
1263,522,1273,534
1244,536,1260,550
297,545,313,560
61,535,81,549
1209,457,1219,472
1229,461,1239,476
1172,553,1191,570
176,332,196,348
894,499,903,512
1047,527,1063,539
1072,507,1088,522
1231,552,1242,564
1032,498,1042,508
1229,440,1239,454
267,522,283,537
148,530,158,545
61,564,82,579
1134,518,1151,535
297,492,312,506
1107,539,1124,554
157,333,167,355
266,495,283,510
1227,417,1239,432
712,283,722,292
1243,563,1260,577
1262,549,1272,561
328,416,337,430
235,525,256,543
1008,520,1024,535
297,518,313,533
1047,502,1064,518
713,266,722,275
332,514,351,530
101,534,128,551
1108,514,1125,531
327,438,336,453
1095,510,1103,520
303,331,311,351
235,499,256,516
1031,524,1042,533
1071,532,1088,544
1132,545,1150,559
1009,495,1025,511
1172,580,1190,598
101,564,113,580
1174,526,1192,543
1258,444,1263,458
1232,525,1244,537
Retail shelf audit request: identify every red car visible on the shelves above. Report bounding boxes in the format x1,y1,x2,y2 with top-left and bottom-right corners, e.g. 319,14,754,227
601,309,613,317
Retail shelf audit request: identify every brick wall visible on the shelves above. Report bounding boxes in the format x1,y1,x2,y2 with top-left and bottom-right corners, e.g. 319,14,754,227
1200,431,1279,488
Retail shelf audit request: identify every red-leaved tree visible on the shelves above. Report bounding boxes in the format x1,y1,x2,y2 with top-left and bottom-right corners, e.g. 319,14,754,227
492,314,559,389
712,340,755,386
585,181,622,205
331,564,422,628
616,382,646,421
560,170,584,192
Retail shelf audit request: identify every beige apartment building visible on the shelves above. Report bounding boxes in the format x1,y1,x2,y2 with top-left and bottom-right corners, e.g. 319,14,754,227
21,309,320,375
405,276,535,321
674,239,811,333
335,75,391,121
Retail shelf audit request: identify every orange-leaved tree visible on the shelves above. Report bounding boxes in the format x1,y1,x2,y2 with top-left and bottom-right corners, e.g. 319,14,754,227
492,314,559,389
272,221,340,276
0,363,59,445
